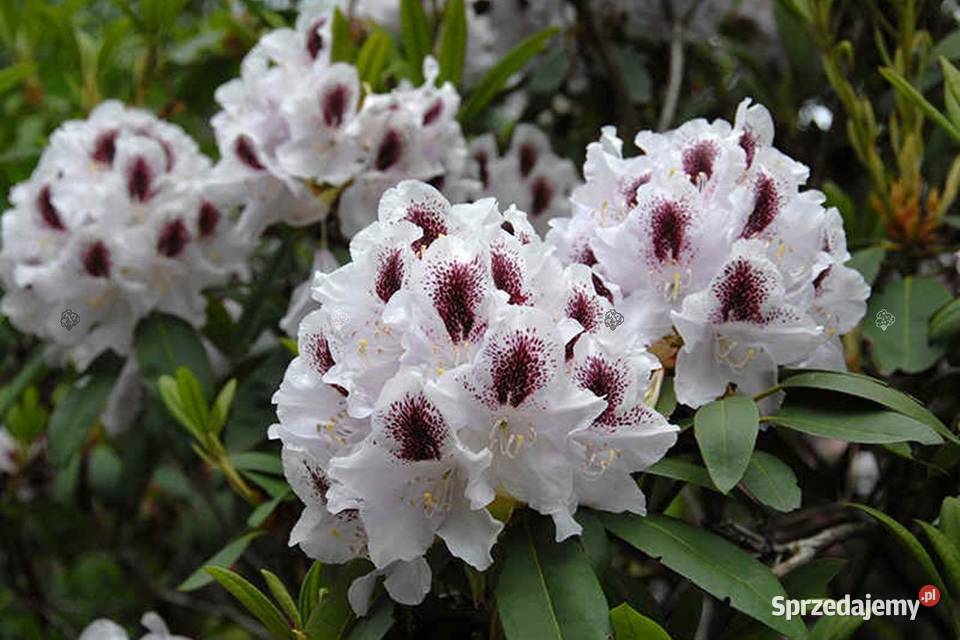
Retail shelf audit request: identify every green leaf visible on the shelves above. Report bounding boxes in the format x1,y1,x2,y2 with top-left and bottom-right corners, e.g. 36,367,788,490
136,313,214,398
810,615,862,640
845,247,885,286
346,597,394,640
0,346,47,420
694,396,759,493
356,29,393,90
931,297,960,342
247,489,291,528
436,0,466,86
645,457,718,492
576,509,612,576
880,66,960,142
48,354,123,467
304,560,371,640
210,378,238,437
768,401,942,445
400,0,431,83
942,57,960,128
602,513,808,639
299,561,324,622
848,504,953,610
655,377,677,418
740,451,801,512
863,276,951,374
178,531,265,592
158,375,202,440
0,62,34,95
231,451,283,475
917,521,960,599
175,366,209,433
5,386,49,444
941,497,960,547
610,603,671,640
460,26,559,120
242,470,290,498
206,567,292,639
612,45,651,103
261,569,302,630
778,370,955,444
496,514,611,640
330,7,357,63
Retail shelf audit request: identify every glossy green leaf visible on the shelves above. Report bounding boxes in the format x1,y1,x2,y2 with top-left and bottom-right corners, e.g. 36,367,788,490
436,0,466,86
230,451,283,475
694,396,759,493
346,598,394,640
356,30,393,90
778,370,955,444
942,56,960,128
0,346,47,422
206,567,292,639
304,560,372,640
880,67,960,142
645,457,718,492
400,0,431,83
655,377,677,418
917,521,960,599
136,313,214,397
247,490,291,528
810,615,862,640
610,603,671,640
740,451,801,512
767,401,941,445
175,366,209,433
576,509,611,576
261,569,302,630
48,354,123,466
496,514,611,640
178,531,265,592
209,378,237,437
848,505,953,611
0,62,34,95
602,513,808,639
158,375,202,440
461,26,559,119
931,297,960,342
846,247,885,286
330,7,357,63
941,497,960,547
298,561,324,622
5,386,49,444
863,276,951,374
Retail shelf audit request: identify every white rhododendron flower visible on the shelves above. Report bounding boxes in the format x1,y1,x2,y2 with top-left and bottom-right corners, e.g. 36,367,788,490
271,181,677,612
548,99,869,409
467,124,580,235
0,101,251,370
210,1,472,239
79,612,190,640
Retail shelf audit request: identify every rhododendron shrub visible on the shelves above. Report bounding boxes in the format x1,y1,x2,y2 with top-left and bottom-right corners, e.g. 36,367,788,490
3,2,960,640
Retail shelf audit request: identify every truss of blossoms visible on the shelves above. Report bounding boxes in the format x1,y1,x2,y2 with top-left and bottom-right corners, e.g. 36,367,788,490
271,180,678,612
547,99,870,409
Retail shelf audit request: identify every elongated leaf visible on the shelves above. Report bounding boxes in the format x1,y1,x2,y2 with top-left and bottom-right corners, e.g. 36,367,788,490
356,30,393,90
778,370,955,444
304,560,371,639
248,490,291,528
941,57,960,128
158,375,203,440
610,603,672,640
601,513,808,639
48,354,123,466
931,297,960,341
848,504,953,611
846,247,885,286
576,509,611,576
767,401,941,445
0,62,34,94
347,597,394,640
330,7,357,63
694,396,759,493
400,0,431,83
810,615,862,640
461,27,559,119
862,276,951,374
136,313,213,397
206,567,292,639
645,458,718,491
210,378,237,437
436,0,466,86
242,469,289,498
941,497,960,547
230,451,283,475
917,521,960,599
298,560,324,622
0,346,46,419
262,569,302,630
880,67,960,142
175,367,209,432
178,531,265,591
496,514,611,640
740,451,801,512
655,377,677,418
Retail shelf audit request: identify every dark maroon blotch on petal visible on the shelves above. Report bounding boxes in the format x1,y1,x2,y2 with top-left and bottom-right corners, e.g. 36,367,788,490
682,140,719,183
530,177,553,217
518,143,537,178
405,203,448,253
488,328,551,407
381,393,448,461
592,273,613,304
37,185,65,231
713,259,770,324
234,135,265,171
306,19,327,59
92,129,119,165
127,157,154,202
491,249,528,305
322,84,350,128
623,174,650,210
474,151,490,188
375,247,404,303
375,129,403,171
740,173,779,239
576,355,628,425
428,258,486,344
423,99,444,126
157,218,190,258
650,200,688,262
82,241,111,278
198,202,220,238
739,130,757,167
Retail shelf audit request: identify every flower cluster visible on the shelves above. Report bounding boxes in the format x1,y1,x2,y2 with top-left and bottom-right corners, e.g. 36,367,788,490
79,612,189,640
210,1,472,239
0,101,250,370
547,100,870,408
467,124,580,235
271,181,678,612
